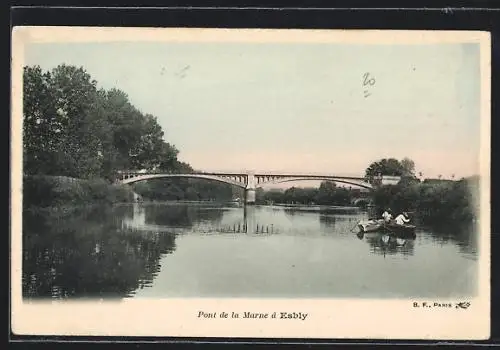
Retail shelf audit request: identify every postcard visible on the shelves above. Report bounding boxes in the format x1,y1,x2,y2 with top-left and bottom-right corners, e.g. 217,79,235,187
11,26,491,340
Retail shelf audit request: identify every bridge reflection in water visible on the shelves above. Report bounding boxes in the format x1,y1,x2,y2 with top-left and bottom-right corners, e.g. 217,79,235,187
122,204,278,235
122,204,416,257
23,202,478,300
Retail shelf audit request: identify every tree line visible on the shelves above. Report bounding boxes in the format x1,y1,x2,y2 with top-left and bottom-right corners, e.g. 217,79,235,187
23,64,188,180
23,64,237,204
255,157,478,227
365,158,478,226
256,181,366,206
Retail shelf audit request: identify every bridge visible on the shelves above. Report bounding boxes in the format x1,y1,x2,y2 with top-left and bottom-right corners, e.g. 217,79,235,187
115,170,399,205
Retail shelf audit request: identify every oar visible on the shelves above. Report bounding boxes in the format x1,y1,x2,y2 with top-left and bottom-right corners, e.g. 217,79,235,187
350,222,360,232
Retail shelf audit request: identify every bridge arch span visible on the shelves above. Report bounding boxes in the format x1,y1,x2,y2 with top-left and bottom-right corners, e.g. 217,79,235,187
118,173,247,189
256,177,373,190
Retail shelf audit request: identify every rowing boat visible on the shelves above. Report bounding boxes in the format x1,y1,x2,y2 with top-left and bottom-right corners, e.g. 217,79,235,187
357,219,384,233
357,220,416,237
383,223,417,236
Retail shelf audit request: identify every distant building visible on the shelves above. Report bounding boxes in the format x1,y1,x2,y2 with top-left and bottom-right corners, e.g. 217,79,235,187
380,175,402,186
371,175,402,186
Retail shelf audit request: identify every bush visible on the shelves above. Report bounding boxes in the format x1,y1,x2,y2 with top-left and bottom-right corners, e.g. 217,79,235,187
23,175,135,209
372,178,477,226
23,175,57,208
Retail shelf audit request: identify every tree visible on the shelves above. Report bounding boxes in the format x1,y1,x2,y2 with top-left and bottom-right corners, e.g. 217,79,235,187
365,157,417,183
23,64,237,203
156,143,181,172
401,157,416,177
23,66,59,175
315,181,337,205
101,88,147,171
365,158,404,182
50,65,104,178
23,65,104,178
331,187,352,206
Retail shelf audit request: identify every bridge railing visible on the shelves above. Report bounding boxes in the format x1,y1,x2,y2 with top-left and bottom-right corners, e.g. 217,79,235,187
115,170,399,187
116,169,218,175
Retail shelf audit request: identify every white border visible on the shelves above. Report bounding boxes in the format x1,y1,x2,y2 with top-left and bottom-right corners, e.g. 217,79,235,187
10,27,491,340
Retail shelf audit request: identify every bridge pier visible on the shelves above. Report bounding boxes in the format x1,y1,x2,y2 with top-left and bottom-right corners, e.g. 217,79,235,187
245,172,257,205
244,188,256,205
243,205,256,233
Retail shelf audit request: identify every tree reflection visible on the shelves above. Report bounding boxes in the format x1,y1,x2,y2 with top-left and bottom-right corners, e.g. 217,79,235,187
22,205,177,300
143,204,225,227
319,215,336,229
423,223,478,259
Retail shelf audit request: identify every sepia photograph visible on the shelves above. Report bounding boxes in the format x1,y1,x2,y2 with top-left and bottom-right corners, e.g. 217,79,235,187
11,27,490,339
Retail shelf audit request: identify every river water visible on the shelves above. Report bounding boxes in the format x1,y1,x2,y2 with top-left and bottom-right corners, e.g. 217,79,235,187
22,202,478,300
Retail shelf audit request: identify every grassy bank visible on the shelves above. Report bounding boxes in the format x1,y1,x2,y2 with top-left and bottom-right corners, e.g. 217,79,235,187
23,175,135,210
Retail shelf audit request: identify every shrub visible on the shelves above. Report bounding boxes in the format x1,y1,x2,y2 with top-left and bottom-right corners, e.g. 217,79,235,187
23,175,135,208
371,179,477,226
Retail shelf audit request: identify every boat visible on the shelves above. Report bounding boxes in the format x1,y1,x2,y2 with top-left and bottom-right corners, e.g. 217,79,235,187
357,219,416,238
357,219,384,233
383,222,417,237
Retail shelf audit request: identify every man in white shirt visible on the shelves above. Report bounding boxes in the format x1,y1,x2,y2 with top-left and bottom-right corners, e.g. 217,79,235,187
381,209,393,223
395,212,410,225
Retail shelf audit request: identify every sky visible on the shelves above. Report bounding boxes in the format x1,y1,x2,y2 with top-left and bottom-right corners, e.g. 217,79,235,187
25,41,482,180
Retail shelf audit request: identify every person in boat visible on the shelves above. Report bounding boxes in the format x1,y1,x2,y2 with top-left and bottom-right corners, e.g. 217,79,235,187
381,208,393,223
395,212,410,226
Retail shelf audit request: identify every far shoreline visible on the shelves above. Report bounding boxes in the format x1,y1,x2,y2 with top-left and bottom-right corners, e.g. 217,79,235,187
23,199,366,213
121,200,366,215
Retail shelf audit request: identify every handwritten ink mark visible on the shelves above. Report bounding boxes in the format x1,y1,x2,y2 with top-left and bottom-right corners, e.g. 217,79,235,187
455,302,471,309
362,72,375,98
363,72,376,87
175,65,191,79
161,65,191,78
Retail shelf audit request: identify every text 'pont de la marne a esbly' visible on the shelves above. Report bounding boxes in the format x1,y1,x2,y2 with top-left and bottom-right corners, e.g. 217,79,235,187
197,311,308,321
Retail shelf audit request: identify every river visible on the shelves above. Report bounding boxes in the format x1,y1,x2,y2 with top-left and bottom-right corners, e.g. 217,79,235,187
22,202,478,300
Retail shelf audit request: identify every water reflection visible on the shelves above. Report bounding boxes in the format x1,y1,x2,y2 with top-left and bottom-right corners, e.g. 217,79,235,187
420,224,478,261
121,204,361,237
121,203,227,233
22,205,178,299
143,204,225,227
357,231,415,258
122,204,278,235
22,202,479,299
319,215,336,229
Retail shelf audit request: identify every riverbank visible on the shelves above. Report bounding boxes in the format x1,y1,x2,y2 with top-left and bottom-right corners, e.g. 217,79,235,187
270,203,361,214
128,200,361,213
23,175,136,210
371,176,479,226
139,199,240,205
